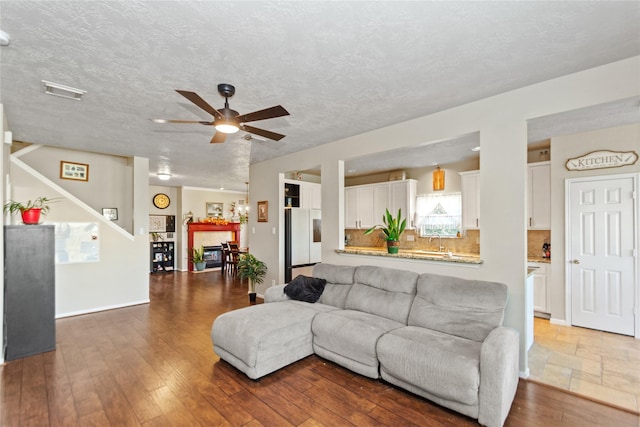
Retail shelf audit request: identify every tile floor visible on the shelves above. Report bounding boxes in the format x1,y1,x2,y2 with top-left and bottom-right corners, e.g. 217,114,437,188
529,317,640,413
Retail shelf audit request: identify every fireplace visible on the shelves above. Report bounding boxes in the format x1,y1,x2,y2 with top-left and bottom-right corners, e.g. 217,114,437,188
187,222,240,272
203,245,223,269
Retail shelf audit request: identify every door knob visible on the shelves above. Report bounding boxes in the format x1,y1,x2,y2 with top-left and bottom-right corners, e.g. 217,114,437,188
571,259,580,264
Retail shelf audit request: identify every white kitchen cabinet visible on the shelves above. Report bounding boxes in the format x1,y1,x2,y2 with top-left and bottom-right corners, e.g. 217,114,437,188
308,182,321,210
460,171,480,229
345,186,375,228
528,262,549,314
389,180,417,229
345,179,417,229
372,184,390,226
527,162,550,229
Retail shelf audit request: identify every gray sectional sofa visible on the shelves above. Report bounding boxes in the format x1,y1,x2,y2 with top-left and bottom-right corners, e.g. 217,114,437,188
211,263,519,427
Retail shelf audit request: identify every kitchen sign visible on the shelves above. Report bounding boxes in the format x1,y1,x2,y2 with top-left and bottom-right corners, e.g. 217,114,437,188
565,150,638,171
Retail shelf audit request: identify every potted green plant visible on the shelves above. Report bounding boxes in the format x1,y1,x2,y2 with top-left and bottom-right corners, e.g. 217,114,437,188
191,246,207,271
364,208,406,254
237,253,267,303
3,196,58,225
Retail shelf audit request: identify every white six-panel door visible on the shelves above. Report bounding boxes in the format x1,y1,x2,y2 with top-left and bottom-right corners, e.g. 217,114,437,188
569,176,636,336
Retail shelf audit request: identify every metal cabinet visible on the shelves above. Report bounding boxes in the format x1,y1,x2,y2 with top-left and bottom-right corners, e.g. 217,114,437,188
4,225,56,361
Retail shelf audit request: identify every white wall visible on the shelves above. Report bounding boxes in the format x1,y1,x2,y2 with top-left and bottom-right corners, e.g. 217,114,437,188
17,146,135,233
549,123,640,324
249,56,640,374
175,186,247,271
8,155,150,317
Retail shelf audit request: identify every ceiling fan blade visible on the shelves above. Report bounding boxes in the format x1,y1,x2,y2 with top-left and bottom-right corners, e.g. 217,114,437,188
242,125,286,141
162,119,213,124
175,90,223,119
211,132,227,144
236,105,289,123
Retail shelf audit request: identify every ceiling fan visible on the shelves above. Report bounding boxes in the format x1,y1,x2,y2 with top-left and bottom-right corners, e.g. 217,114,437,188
154,83,289,144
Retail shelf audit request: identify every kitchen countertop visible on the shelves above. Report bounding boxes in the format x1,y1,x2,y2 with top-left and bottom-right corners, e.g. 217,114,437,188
336,246,483,264
527,256,551,264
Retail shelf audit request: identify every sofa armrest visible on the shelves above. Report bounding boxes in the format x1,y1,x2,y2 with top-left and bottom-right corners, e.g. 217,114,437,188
264,284,291,303
478,327,520,427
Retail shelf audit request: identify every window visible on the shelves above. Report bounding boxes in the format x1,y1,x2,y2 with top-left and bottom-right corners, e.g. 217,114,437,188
416,193,462,238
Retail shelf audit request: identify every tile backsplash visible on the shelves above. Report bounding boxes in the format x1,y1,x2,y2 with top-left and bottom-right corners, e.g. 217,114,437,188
527,230,551,258
345,228,550,258
345,228,480,254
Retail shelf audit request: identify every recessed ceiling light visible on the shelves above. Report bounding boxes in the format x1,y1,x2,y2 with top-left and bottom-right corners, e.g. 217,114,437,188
42,80,86,101
157,172,171,181
471,146,481,152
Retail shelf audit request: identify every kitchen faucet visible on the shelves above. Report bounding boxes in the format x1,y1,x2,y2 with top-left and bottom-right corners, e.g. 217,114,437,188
429,232,445,252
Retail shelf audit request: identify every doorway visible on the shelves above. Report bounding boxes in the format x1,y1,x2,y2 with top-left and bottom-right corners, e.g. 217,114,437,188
566,174,637,336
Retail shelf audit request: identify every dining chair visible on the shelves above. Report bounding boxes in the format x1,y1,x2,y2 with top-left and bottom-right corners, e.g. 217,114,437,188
221,242,230,274
228,242,240,276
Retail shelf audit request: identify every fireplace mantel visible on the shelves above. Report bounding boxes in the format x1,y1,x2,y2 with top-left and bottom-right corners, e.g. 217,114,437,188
187,222,241,271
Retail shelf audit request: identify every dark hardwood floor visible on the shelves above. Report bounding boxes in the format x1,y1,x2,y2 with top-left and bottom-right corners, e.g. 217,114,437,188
1,270,637,426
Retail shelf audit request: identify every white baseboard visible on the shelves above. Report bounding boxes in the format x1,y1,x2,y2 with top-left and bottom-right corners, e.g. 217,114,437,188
550,318,567,326
56,299,151,319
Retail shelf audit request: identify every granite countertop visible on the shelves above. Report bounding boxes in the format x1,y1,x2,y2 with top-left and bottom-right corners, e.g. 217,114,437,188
336,246,483,264
527,256,551,264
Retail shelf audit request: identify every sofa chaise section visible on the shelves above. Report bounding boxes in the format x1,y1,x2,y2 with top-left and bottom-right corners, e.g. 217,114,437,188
211,264,356,379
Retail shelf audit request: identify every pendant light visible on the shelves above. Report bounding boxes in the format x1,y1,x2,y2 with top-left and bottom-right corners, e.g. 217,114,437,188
433,167,445,191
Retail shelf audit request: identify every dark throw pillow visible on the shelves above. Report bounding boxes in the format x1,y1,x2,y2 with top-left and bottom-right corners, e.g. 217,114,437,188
284,275,327,303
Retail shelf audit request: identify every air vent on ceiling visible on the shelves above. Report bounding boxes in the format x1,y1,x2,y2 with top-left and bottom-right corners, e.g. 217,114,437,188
42,80,86,101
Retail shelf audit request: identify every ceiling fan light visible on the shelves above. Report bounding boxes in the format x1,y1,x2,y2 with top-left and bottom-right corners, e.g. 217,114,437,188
157,172,171,181
215,121,239,134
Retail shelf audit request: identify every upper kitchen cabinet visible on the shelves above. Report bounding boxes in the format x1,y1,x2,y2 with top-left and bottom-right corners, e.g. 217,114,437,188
389,180,417,229
284,180,321,209
460,170,480,230
345,185,378,229
345,179,416,229
527,162,551,230
304,182,321,210
284,181,300,207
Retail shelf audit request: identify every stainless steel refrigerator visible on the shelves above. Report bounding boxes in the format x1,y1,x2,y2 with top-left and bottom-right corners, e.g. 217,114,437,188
285,208,321,282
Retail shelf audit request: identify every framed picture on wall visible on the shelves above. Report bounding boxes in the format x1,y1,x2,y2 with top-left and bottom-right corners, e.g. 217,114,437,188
101,208,118,221
60,161,89,181
206,202,223,218
257,200,268,222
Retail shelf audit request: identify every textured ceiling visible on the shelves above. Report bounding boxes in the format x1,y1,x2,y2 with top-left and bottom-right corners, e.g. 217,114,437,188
1,1,639,191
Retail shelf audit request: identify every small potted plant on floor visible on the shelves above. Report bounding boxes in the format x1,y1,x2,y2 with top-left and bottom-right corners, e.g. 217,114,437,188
3,196,59,225
191,246,207,271
364,208,406,254
237,253,267,303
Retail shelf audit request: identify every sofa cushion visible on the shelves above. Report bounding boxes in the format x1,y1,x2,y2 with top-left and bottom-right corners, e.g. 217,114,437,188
311,309,404,375
314,263,356,308
408,273,507,342
212,300,335,374
344,265,418,324
284,275,326,303
377,326,482,406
